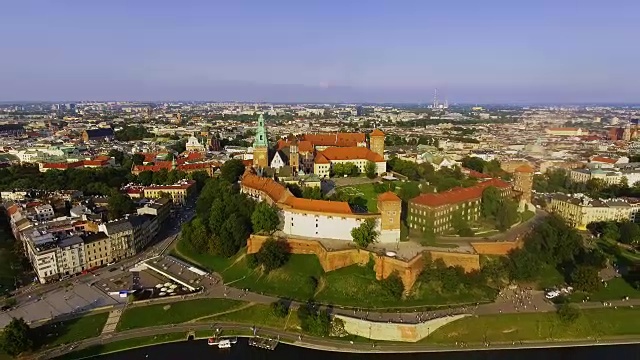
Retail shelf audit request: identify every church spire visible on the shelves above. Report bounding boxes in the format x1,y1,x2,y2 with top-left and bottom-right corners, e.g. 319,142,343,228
253,114,268,148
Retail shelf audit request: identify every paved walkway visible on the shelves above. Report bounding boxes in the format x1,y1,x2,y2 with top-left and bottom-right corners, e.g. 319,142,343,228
39,317,640,360
101,310,122,335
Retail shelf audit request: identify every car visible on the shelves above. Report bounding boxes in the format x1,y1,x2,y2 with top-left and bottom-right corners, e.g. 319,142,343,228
108,267,117,272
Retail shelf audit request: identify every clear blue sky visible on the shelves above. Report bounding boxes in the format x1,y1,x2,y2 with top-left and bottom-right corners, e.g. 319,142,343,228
1,0,638,103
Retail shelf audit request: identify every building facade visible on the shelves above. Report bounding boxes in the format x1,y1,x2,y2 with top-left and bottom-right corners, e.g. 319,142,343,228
549,194,640,230
240,172,400,243
408,179,512,234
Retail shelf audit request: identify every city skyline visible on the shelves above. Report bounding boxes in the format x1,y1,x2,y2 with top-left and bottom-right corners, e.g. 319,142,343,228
1,0,638,103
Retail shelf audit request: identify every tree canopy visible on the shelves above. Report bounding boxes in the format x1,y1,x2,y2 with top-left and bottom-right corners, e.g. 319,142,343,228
350,218,379,248
220,159,246,183
365,161,377,179
251,202,280,234
0,318,34,357
255,238,291,273
107,192,136,220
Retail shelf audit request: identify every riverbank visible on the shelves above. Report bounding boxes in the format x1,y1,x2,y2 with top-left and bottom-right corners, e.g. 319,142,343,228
56,328,640,360
51,306,640,359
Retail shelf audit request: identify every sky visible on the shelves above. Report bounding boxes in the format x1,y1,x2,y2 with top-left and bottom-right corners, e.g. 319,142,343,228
1,0,639,103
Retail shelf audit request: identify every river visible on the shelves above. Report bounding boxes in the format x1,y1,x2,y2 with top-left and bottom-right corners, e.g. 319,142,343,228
97,339,640,360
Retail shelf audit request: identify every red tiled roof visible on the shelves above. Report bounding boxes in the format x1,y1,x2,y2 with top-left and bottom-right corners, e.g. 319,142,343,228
514,164,535,173
314,153,330,164
410,178,511,207
590,156,617,164
82,159,109,167
370,129,385,137
43,161,84,169
283,197,353,215
276,139,314,153
301,133,366,147
6,204,19,216
317,146,383,162
462,167,492,179
94,155,111,161
241,173,290,203
184,152,203,161
378,191,400,202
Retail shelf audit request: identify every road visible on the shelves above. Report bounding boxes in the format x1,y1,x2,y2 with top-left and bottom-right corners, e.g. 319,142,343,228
39,314,640,360
436,208,548,242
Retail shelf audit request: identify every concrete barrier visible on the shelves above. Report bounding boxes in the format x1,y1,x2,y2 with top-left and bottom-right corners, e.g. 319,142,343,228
334,314,469,342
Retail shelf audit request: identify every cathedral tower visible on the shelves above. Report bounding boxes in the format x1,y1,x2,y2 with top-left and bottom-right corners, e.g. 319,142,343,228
369,129,385,159
253,114,269,168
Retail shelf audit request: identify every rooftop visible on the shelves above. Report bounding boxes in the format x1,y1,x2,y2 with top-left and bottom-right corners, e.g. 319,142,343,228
410,178,511,207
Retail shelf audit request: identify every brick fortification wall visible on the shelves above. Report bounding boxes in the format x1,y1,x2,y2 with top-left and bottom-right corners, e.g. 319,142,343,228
470,239,522,255
247,236,482,291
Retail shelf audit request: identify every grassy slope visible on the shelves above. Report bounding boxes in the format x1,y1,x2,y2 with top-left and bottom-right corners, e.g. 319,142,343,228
116,299,244,331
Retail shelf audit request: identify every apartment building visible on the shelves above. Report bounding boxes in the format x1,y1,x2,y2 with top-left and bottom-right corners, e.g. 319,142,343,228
143,180,196,206
549,194,640,230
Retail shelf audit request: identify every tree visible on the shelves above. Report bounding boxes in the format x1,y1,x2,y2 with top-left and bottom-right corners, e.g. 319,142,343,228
0,318,34,357
298,303,331,337
302,186,322,200
451,210,473,236
381,272,404,300
508,248,542,281
137,170,154,186
256,238,291,273
619,221,640,245
350,218,379,248
420,224,436,245
496,199,519,231
570,265,601,292
557,303,581,323
251,202,280,234
481,186,502,219
107,192,135,220
132,153,145,165
220,159,245,183
365,161,377,179
397,181,420,201
214,213,250,257
270,300,289,318
108,149,125,165
461,156,486,173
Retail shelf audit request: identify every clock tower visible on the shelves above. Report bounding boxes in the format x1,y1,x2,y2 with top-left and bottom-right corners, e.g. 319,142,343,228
253,114,269,168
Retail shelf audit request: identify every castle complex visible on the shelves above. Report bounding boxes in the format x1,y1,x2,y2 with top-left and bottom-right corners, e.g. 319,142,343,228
252,114,387,177
242,114,400,243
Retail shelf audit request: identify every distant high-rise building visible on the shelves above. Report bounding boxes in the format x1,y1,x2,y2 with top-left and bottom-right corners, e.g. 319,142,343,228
356,106,365,116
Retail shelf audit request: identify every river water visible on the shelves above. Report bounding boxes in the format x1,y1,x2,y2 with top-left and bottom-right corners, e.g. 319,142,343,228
98,339,640,360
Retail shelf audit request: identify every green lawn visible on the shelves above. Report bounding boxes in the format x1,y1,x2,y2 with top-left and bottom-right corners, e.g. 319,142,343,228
569,277,640,302
532,264,565,290
315,264,392,307
336,183,381,212
55,332,188,360
0,228,23,293
117,299,245,331
35,313,109,348
175,241,324,301
231,254,324,300
207,303,301,330
315,264,496,308
520,210,535,222
426,307,640,344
